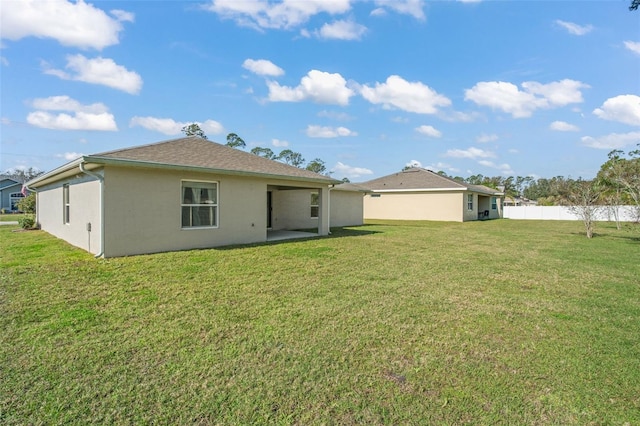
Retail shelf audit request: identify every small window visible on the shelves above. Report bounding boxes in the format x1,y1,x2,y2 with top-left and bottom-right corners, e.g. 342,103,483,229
181,181,218,228
467,194,473,211
63,184,70,224
491,197,497,210
370,194,381,198
310,192,319,218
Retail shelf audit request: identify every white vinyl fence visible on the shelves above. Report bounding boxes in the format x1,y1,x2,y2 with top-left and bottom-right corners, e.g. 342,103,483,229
503,205,639,222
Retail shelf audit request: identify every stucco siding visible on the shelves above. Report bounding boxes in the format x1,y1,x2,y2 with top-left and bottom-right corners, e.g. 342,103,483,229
103,167,268,257
330,191,364,227
271,189,318,230
364,191,464,222
36,174,102,254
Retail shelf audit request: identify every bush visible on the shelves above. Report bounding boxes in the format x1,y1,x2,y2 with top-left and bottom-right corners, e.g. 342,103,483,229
18,215,35,229
17,193,36,214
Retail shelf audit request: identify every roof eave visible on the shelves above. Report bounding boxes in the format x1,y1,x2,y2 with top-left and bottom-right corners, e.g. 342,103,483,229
85,156,341,185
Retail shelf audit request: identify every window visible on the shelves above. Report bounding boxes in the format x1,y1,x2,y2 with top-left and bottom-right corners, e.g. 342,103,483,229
10,193,24,211
63,184,70,224
491,197,497,210
310,192,319,218
370,194,381,198
467,194,473,211
181,181,218,228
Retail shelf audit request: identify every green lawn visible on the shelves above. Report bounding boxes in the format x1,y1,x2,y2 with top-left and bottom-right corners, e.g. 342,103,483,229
0,213,24,222
1,220,639,424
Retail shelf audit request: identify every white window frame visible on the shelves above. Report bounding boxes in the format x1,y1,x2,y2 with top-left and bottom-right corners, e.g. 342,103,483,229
63,184,70,224
310,192,319,218
467,194,473,211
491,197,497,210
181,180,219,229
9,192,24,211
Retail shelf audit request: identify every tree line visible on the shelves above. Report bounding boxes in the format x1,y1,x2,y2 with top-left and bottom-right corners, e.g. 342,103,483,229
182,124,328,175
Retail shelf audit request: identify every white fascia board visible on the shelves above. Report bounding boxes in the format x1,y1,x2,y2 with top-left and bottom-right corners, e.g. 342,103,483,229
371,188,465,193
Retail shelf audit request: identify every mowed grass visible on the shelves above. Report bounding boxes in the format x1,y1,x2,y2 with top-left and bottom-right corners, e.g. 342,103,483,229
1,220,639,424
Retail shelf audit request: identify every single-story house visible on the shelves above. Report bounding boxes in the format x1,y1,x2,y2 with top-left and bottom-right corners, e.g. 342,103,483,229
26,136,346,257
0,175,27,212
360,167,504,222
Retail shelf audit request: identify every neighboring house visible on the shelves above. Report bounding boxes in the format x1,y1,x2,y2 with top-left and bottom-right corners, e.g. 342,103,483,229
503,196,538,206
360,167,504,222
0,175,27,212
26,137,342,257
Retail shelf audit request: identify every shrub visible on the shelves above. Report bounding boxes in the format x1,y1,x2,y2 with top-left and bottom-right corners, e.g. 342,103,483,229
17,193,36,214
18,215,35,229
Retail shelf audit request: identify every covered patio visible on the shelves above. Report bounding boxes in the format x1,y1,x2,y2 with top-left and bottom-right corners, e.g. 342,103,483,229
266,230,319,242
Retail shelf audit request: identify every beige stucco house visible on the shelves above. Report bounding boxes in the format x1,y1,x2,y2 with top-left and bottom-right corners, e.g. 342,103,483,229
361,167,504,222
26,137,344,257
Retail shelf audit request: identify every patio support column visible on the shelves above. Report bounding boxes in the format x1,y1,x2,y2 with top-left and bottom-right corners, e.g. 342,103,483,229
318,186,330,235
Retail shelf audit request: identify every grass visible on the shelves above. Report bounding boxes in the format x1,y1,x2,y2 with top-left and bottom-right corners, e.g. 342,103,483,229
0,213,25,222
1,219,639,424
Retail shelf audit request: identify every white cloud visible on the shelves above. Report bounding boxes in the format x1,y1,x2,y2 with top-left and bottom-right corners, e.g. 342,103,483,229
360,75,451,114
549,121,579,132
581,132,640,150
129,117,224,135
555,20,593,36
31,95,108,113
624,41,640,55
315,20,367,40
415,125,442,138
110,9,135,23
0,56,8,66
476,133,498,143
28,112,117,131
317,110,353,121
272,138,289,147
56,152,85,161
267,70,354,105
370,8,387,17
204,0,352,30
306,125,357,138
1,0,130,50
374,0,425,20
43,54,142,94
406,159,422,168
426,162,460,173
332,161,373,178
242,58,284,76
444,147,495,159
593,95,640,126
27,95,117,131
465,79,588,118
477,160,514,175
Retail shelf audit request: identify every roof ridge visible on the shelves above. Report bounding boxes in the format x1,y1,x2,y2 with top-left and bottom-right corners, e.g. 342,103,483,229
92,136,208,157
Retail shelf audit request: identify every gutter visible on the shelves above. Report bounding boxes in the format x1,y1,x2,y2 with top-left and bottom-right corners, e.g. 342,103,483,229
79,162,105,258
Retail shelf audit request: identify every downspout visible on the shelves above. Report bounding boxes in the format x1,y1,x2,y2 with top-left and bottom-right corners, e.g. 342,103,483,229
328,184,334,235
79,162,105,258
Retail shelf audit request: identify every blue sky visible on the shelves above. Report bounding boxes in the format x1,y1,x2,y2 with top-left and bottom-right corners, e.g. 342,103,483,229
1,0,639,182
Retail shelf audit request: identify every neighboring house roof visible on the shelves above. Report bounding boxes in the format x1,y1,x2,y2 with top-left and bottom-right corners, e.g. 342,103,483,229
332,182,371,193
28,137,341,187
0,175,25,185
360,167,502,195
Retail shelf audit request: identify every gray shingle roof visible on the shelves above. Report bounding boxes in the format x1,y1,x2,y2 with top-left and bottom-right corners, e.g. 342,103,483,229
89,136,339,184
360,167,500,195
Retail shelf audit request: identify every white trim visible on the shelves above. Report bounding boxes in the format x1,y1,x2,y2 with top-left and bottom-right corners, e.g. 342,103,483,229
180,179,219,229
371,188,465,193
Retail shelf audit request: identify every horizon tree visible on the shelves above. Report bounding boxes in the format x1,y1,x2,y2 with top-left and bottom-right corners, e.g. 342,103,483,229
226,133,246,149
181,123,207,139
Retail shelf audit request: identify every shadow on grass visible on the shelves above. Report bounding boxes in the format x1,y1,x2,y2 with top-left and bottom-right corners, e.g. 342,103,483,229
213,226,382,251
